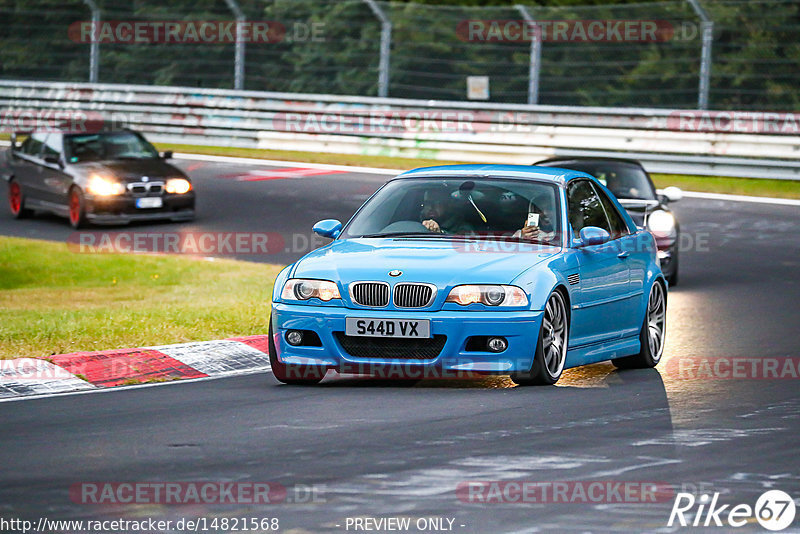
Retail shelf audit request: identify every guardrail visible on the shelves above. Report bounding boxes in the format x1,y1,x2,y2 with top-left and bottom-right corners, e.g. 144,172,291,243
1,80,798,180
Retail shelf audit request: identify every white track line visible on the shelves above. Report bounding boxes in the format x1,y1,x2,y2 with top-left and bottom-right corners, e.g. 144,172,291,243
677,191,800,207
173,152,397,176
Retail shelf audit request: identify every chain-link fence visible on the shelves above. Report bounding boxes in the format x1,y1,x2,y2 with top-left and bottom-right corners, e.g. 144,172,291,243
0,0,798,110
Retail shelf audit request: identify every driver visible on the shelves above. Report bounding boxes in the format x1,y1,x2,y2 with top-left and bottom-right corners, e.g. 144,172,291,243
420,189,474,234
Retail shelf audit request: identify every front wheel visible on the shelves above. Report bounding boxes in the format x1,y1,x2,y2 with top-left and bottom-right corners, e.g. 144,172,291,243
267,316,326,385
613,281,666,369
68,187,87,229
8,180,33,219
511,291,569,386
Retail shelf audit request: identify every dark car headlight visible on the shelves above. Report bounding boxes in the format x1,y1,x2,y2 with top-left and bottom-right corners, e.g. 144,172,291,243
165,178,192,194
281,279,341,302
647,210,676,238
86,174,125,196
445,285,528,307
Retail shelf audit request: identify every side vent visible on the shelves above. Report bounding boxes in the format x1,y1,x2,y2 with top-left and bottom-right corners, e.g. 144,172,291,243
568,273,580,286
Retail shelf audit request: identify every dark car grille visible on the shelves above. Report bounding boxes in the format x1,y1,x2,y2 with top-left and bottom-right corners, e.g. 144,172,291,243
128,182,164,196
394,283,435,308
350,282,389,307
334,333,446,360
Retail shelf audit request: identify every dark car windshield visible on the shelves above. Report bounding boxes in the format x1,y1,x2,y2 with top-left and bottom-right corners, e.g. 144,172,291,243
64,131,160,163
545,161,657,201
342,177,561,245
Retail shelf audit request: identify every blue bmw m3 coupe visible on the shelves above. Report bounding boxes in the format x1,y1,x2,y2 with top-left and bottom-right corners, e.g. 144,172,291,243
269,164,667,386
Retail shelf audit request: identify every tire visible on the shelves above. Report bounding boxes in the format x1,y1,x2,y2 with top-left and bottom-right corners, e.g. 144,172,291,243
68,187,87,229
268,316,326,385
8,179,33,219
511,290,569,386
613,281,667,369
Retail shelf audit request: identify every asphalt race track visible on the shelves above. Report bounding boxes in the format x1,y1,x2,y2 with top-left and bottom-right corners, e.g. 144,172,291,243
1,158,799,532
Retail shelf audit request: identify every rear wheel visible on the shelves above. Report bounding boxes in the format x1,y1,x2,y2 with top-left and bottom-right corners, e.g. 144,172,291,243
8,180,33,219
268,316,326,385
511,291,568,386
613,281,666,369
68,187,86,229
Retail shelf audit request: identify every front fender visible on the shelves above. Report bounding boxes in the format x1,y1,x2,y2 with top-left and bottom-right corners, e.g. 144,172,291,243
271,265,294,303
513,253,576,312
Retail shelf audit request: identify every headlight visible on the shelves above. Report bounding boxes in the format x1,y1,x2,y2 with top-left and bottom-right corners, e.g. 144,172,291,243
446,285,528,307
166,178,192,194
647,210,676,236
86,174,125,196
281,279,341,302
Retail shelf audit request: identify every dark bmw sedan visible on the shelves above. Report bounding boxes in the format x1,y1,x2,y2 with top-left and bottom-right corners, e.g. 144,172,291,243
3,128,195,228
536,157,681,285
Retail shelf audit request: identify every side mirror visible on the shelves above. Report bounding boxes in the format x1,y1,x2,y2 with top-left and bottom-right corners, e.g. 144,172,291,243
312,219,342,239
43,155,62,167
161,150,173,160
660,186,683,203
576,226,611,247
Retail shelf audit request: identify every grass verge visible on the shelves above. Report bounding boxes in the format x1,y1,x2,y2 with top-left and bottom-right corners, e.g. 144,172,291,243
651,173,800,200
0,236,283,360
156,142,800,200
156,143,464,170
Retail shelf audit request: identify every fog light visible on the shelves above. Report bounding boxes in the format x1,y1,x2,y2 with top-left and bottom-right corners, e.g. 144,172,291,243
286,330,303,346
487,337,508,353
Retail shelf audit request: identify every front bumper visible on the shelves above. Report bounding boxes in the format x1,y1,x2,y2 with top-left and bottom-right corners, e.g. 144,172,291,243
272,302,543,376
86,193,195,223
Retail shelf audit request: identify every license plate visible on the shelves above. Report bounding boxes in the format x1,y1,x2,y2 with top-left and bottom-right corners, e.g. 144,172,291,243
136,197,163,209
345,318,431,338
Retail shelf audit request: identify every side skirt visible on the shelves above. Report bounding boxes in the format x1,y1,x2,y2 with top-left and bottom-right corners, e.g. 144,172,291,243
565,336,640,369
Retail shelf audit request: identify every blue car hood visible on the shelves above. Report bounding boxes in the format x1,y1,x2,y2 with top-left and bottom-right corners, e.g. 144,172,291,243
291,238,561,287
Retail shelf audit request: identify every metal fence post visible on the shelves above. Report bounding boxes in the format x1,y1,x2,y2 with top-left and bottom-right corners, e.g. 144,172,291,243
687,0,713,110
82,0,100,83
362,0,391,98
224,0,246,90
515,5,541,105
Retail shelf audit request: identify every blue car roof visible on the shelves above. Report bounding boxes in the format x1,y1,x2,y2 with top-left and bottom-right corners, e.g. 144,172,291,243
393,164,590,186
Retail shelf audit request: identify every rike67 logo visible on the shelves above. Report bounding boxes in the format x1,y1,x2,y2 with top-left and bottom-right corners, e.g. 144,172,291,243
668,490,796,531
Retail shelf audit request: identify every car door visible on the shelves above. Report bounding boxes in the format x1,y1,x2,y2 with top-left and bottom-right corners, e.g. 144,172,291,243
11,133,48,206
566,179,637,347
38,133,72,207
594,183,643,339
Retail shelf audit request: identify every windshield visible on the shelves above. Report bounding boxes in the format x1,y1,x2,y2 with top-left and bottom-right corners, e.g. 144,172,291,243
342,177,562,245
548,161,657,201
64,131,160,163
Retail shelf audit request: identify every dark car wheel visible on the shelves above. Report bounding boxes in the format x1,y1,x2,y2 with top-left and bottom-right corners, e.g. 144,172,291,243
68,187,87,229
511,290,569,386
613,281,666,369
8,180,33,219
268,316,326,385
